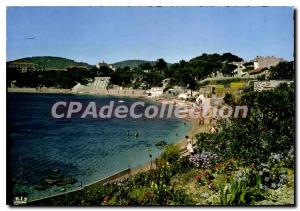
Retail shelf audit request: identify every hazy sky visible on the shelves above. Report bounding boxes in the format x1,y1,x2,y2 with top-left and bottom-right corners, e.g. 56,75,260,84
7,7,294,64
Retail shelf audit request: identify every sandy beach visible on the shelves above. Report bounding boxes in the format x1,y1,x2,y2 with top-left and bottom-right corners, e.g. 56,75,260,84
7,87,147,98
125,117,210,177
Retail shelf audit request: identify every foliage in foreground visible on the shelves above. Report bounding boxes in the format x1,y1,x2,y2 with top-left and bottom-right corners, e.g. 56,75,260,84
196,83,294,165
32,149,195,206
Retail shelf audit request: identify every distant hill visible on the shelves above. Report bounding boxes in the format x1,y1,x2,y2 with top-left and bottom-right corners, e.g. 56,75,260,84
112,60,156,69
9,56,94,70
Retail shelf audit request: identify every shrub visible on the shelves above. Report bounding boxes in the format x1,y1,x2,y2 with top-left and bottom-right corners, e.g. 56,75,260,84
196,84,295,165
256,153,289,191
189,151,219,169
161,144,181,164
223,93,235,105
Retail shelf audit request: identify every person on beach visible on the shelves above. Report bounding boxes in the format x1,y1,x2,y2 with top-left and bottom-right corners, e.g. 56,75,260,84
210,117,217,127
198,107,204,125
210,126,217,133
186,136,194,155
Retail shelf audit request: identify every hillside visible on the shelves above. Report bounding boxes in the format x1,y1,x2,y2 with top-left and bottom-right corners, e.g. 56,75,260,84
10,56,94,70
112,60,155,69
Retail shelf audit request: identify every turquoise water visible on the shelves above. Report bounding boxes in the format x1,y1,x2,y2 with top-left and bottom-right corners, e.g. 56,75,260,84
8,93,191,200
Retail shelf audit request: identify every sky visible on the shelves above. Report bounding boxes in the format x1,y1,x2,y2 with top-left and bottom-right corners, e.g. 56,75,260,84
7,7,294,64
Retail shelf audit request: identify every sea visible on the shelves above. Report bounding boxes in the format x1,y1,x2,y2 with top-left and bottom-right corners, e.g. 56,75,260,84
7,93,191,201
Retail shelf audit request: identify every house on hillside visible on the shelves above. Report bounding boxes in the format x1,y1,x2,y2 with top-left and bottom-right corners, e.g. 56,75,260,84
231,61,249,78
199,56,284,84
248,56,283,78
253,56,284,69
249,67,269,78
7,61,38,73
96,61,115,71
205,61,248,80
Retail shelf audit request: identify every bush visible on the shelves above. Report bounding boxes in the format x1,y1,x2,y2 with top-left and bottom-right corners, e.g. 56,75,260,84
189,151,219,169
161,144,181,164
196,83,295,165
223,93,235,105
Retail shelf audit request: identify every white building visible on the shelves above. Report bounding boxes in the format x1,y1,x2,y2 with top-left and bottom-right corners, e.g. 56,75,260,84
199,56,285,84
232,61,249,78
96,61,115,71
253,80,293,92
178,93,190,100
253,56,284,69
166,86,185,96
72,77,111,93
146,87,164,98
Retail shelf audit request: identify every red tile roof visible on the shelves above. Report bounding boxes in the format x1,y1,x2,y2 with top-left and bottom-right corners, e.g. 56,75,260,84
249,68,266,75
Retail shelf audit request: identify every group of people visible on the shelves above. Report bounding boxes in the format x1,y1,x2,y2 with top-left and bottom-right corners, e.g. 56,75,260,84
186,97,220,155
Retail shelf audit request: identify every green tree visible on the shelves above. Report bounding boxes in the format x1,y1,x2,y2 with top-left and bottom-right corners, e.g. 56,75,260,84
90,66,114,77
110,66,132,86
154,58,168,71
222,52,243,62
138,62,153,71
269,61,294,80
221,63,237,77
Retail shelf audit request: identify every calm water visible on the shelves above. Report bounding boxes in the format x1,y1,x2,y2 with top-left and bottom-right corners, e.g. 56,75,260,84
8,93,191,200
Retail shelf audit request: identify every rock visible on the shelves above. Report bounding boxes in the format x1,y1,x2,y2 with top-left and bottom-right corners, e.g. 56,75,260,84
59,187,66,192
52,168,59,173
155,141,168,149
57,177,76,186
44,178,58,185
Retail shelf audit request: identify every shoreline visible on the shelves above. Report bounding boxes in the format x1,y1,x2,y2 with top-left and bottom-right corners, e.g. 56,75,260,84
9,87,210,204
128,117,209,176
7,87,147,99
28,118,209,204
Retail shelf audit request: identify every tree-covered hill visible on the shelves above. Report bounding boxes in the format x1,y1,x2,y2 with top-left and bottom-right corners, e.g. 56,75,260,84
9,56,94,70
112,60,156,69
8,53,293,90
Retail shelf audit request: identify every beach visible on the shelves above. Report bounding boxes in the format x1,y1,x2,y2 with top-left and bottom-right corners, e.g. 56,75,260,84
7,87,146,98
8,88,210,203
122,117,210,177
27,116,209,204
